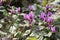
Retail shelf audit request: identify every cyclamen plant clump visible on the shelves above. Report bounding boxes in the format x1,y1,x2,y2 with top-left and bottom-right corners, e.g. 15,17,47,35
23,11,34,24
39,4,56,33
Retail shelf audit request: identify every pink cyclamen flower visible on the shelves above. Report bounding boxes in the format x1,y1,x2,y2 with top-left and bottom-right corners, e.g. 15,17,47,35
23,11,34,24
29,11,34,24
48,25,56,33
16,7,21,12
0,0,2,6
45,4,50,10
46,17,53,24
44,17,48,22
23,14,29,20
10,9,15,14
28,5,34,11
51,26,56,33
29,11,34,20
47,12,52,17
39,12,46,20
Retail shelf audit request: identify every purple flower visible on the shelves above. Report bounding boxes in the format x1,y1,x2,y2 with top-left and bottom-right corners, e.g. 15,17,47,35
45,4,50,10
44,17,48,22
0,0,2,6
51,26,56,32
29,11,34,20
10,9,15,14
23,11,34,24
29,11,34,24
48,25,52,29
39,12,46,20
47,12,52,17
46,17,53,24
28,5,34,11
48,25,56,33
23,14,29,20
16,7,21,12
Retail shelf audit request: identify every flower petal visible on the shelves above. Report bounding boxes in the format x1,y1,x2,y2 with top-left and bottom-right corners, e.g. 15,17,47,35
10,9,15,14
24,14,29,20
29,11,34,20
51,26,56,33
45,4,50,10
16,7,21,12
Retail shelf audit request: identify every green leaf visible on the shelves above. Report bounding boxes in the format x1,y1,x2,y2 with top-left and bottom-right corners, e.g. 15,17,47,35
26,37,37,40
44,32,52,37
